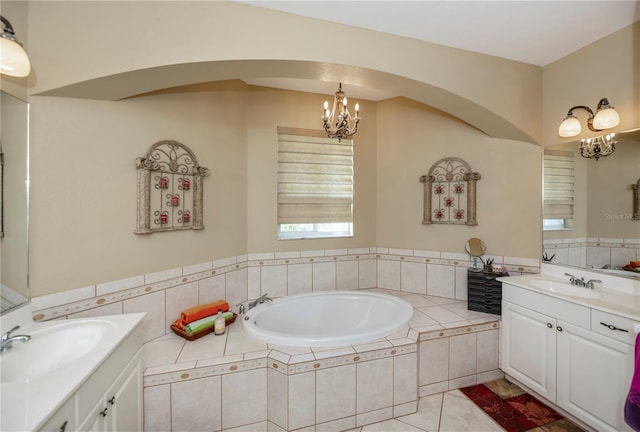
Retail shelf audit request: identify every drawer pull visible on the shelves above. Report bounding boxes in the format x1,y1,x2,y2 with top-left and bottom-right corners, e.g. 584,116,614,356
600,322,629,333
108,396,116,405
557,326,563,332
59,420,68,432
546,323,552,328
100,408,108,417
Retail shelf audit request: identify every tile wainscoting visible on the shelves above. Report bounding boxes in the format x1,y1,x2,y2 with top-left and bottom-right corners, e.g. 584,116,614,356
29,247,537,431
543,237,640,269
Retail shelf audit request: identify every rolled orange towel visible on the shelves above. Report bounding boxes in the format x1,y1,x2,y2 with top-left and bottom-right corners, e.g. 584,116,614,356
180,300,229,325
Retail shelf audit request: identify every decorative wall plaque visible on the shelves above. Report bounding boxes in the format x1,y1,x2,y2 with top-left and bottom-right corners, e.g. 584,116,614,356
419,157,481,226
135,140,209,234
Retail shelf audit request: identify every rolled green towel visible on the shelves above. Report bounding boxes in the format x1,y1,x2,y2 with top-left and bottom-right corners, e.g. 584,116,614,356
185,311,234,334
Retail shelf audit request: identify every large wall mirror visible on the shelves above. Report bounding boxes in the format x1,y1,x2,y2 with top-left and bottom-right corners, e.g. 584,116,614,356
0,91,30,313
543,128,640,280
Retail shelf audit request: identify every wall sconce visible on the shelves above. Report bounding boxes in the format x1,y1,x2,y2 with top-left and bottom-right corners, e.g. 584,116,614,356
0,15,31,77
322,83,360,142
579,133,616,161
558,98,620,138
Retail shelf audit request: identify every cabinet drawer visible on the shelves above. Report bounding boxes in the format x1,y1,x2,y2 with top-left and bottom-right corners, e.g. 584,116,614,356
591,309,639,346
468,285,502,296
468,301,501,315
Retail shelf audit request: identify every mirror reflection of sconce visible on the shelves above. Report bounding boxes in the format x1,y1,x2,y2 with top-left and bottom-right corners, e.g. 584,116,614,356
465,238,486,272
0,15,31,77
558,98,620,138
633,178,640,221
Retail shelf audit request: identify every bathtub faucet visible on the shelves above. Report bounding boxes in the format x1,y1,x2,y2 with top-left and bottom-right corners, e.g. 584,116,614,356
248,294,272,310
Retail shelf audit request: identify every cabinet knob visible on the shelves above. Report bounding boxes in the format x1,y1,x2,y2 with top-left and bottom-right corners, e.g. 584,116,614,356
108,396,116,405
546,323,552,328
557,326,563,332
100,408,108,417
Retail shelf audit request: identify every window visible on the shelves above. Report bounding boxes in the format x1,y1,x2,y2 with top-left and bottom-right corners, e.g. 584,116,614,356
543,150,574,230
277,127,353,239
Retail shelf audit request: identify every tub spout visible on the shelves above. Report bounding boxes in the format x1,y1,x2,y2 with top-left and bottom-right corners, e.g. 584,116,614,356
248,294,272,310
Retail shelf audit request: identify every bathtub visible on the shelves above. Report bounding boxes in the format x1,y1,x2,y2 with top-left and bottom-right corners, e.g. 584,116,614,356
241,291,414,347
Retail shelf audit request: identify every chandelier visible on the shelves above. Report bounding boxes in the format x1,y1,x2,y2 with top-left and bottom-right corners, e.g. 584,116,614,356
579,133,616,161
322,83,360,141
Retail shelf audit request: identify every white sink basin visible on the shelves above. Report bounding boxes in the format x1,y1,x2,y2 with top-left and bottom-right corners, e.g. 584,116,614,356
0,319,116,383
528,279,602,299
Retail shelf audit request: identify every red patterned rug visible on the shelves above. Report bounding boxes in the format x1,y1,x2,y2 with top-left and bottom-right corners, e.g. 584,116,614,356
460,379,585,432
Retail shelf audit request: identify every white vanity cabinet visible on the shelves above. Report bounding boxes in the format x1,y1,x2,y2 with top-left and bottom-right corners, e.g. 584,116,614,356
77,350,143,432
502,283,635,432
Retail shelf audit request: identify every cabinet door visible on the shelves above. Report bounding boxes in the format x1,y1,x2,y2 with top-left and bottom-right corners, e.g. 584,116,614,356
77,398,107,432
557,321,634,432
502,301,557,401
107,353,143,432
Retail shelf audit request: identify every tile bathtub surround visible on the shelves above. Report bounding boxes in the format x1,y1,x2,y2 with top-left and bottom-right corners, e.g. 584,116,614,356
30,247,539,337
142,290,501,431
544,237,640,269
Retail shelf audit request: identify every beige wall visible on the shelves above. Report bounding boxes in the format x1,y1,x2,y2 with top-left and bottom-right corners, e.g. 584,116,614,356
376,98,541,258
543,22,640,147
29,81,248,296
26,1,541,144
246,86,378,253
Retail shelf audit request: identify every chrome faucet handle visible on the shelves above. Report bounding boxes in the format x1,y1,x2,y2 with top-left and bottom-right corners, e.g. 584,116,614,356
585,279,602,289
1,325,20,341
564,273,578,284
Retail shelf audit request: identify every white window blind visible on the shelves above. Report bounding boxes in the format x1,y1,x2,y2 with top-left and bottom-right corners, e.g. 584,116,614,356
543,150,574,220
277,127,353,225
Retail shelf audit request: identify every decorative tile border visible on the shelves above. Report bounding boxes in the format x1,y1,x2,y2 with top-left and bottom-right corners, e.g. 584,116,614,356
31,246,539,324
419,321,500,341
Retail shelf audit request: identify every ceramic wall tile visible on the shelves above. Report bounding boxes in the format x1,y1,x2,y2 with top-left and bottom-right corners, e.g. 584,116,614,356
325,248,348,256
289,371,316,430
356,407,393,427
586,246,610,268
248,266,261,299
389,248,413,256
454,266,468,300
165,282,198,330
248,252,275,261
419,338,449,386
401,261,427,294
394,353,418,405
316,364,356,424
68,301,122,319
357,358,393,413
144,384,171,432
261,265,287,298
275,251,302,259
123,290,165,342
197,274,226,304
288,263,313,296
183,261,213,275
97,275,144,296
222,369,268,429
213,256,238,268
449,333,477,379
476,329,499,373
171,376,221,432
300,249,325,258
413,250,441,259
337,260,359,291
611,246,637,267
268,369,288,429
146,267,182,284
313,262,337,291
226,268,248,306
31,285,96,311
426,264,455,298
359,259,377,289
378,259,400,290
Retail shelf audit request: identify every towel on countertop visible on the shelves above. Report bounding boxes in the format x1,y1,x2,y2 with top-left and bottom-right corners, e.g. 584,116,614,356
185,311,234,334
625,332,640,431
179,300,229,326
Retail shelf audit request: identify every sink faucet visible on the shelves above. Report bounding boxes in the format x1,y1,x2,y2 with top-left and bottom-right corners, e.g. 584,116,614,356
564,273,600,289
1,325,31,353
248,294,273,310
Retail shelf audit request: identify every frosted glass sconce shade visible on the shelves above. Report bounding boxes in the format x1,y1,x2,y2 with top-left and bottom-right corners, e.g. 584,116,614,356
557,97,620,138
0,16,30,77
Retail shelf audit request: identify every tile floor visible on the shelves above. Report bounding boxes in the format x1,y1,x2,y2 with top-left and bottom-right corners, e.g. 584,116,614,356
352,379,585,432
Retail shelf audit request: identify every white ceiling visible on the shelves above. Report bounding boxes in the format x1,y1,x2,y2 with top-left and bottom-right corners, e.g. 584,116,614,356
238,0,640,100
240,0,640,66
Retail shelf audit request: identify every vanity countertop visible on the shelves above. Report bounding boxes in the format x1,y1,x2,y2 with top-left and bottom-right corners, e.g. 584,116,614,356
498,273,640,321
1,312,145,431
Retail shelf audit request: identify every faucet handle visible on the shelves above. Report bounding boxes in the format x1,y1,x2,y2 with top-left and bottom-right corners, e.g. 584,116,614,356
1,325,20,340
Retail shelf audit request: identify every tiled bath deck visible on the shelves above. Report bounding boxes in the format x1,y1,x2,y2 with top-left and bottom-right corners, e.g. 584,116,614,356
142,288,502,431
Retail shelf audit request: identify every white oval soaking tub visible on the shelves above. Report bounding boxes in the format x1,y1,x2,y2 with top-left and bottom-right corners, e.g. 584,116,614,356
242,291,414,347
